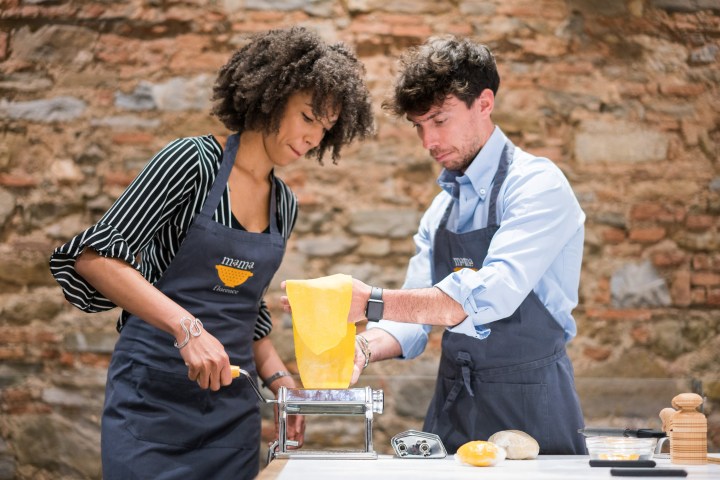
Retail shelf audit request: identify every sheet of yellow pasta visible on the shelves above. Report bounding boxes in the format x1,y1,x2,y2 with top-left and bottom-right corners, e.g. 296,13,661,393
286,274,355,388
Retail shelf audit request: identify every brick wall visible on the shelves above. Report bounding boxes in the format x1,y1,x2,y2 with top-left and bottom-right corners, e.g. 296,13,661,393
0,1,718,478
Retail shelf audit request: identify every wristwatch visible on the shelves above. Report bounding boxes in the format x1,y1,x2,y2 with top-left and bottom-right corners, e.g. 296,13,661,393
365,286,384,322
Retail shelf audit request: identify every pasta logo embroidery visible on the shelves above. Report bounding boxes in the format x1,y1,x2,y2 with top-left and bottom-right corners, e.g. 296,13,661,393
215,265,253,287
214,257,254,291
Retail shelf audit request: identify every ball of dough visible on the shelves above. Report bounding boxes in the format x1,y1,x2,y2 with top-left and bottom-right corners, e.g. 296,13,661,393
455,440,506,467
487,430,540,460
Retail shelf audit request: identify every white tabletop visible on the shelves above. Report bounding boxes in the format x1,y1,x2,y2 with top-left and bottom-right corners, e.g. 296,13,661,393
265,454,720,479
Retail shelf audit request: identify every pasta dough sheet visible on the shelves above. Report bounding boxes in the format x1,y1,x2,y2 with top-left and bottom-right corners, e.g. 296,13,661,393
286,274,355,389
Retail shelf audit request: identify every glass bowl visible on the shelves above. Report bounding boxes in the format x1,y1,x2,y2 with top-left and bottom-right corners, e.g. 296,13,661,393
585,436,657,461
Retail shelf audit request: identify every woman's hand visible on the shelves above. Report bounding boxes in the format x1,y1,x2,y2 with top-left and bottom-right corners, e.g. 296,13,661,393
74,249,233,391
179,326,232,391
284,413,306,449
279,281,292,313
252,336,304,447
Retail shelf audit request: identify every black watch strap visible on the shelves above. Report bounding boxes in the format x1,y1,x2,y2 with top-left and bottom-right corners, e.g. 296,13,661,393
365,287,384,322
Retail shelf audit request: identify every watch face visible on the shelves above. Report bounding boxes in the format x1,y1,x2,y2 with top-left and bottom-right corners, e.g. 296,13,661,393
366,300,383,322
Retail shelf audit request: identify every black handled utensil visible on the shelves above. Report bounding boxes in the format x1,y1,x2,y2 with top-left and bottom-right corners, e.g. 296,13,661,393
579,428,666,438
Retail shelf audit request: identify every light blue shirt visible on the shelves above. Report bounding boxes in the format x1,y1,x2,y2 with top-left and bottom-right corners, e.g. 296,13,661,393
370,126,585,359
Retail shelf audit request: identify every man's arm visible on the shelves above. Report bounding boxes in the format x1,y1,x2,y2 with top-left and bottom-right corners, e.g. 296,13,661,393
349,279,467,327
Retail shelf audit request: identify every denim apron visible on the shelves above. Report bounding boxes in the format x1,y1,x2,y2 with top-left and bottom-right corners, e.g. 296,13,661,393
422,141,587,455
101,134,285,479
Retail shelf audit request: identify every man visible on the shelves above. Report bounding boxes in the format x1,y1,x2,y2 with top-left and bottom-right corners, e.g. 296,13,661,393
285,35,587,454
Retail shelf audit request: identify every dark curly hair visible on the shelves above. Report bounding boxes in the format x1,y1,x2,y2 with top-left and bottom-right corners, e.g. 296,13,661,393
212,26,374,164
383,35,500,117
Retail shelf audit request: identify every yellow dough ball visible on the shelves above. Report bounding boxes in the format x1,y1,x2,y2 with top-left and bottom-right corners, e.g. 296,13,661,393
455,440,506,467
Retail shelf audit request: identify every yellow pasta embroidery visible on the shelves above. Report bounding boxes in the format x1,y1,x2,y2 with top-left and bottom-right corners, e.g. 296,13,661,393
215,265,253,287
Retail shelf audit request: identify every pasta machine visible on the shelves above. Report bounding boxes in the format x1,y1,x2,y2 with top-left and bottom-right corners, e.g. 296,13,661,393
232,367,384,462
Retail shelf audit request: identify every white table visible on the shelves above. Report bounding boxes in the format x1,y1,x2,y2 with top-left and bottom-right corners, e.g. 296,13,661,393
258,454,720,479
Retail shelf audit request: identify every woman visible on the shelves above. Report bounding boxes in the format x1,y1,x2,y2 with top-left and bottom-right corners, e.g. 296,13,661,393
49,27,374,479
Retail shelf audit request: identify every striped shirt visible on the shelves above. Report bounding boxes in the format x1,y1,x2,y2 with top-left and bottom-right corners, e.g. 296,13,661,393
49,134,298,340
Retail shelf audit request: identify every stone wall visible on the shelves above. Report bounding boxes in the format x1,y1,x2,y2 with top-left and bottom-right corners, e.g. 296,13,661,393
0,0,718,478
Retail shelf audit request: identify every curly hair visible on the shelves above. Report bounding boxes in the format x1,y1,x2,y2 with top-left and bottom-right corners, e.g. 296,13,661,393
212,27,374,164
383,35,500,117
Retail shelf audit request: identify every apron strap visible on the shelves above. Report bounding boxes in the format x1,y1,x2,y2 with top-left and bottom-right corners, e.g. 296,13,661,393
197,134,281,237
267,172,280,235
487,142,514,227
199,134,240,219
441,351,475,412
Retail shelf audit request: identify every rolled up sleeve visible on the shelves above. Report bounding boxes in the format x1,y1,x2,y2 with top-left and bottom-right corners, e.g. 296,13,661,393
435,160,585,336
49,222,141,312
49,137,205,313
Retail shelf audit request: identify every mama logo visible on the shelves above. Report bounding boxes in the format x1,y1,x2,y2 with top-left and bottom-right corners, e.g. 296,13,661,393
215,256,254,288
452,257,478,272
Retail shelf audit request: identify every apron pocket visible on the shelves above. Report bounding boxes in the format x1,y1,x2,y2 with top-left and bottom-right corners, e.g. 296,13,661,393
473,381,550,448
430,375,550,453
125,363,210,448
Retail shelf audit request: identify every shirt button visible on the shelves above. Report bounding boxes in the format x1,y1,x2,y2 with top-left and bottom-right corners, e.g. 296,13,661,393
480,189,486,195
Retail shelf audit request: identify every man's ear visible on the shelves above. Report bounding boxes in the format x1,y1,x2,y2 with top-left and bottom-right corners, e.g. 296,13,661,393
475,88,495,117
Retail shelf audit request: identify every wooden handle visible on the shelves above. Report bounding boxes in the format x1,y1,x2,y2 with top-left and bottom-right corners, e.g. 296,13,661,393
671,393,703,411
230,365,241,378
660,407,677,432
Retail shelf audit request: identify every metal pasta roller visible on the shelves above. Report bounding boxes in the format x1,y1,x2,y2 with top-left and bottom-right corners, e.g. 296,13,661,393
391,430,447,459
232,366,384,462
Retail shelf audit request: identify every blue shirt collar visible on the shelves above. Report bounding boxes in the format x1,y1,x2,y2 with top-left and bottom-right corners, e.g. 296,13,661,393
437,126,507,200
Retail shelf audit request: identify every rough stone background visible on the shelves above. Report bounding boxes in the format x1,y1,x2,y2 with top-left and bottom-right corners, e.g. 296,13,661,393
0,0,719,478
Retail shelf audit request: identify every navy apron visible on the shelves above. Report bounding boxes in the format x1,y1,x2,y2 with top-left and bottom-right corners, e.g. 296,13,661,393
422,142,587,455
101,134,285,479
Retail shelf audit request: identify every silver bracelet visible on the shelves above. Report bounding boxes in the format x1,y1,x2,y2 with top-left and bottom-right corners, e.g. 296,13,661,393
262,370,291,389
355,334,371,369
173,316,203,349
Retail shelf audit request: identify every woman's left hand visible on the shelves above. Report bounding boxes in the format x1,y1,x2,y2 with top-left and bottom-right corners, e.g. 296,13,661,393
273,405,305,449
286,414,305,449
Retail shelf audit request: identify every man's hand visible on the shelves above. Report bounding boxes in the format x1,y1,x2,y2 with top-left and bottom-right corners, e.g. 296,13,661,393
350,337,367,385
348,278,372,323
280,278,373,324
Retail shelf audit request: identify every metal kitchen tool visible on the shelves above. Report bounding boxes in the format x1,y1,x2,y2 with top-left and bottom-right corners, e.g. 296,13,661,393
231,366,384,462
391,430,447,459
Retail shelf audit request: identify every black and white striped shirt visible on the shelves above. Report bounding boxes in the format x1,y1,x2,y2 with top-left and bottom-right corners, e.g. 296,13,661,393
49,134,298,340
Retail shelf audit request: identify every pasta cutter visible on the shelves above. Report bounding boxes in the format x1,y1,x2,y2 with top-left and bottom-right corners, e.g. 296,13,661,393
391,430,447,459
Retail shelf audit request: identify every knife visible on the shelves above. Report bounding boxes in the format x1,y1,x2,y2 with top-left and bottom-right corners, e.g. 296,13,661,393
579,428,666,438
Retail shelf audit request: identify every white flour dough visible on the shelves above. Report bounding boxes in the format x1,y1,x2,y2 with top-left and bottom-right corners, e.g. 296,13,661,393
487,430,540,459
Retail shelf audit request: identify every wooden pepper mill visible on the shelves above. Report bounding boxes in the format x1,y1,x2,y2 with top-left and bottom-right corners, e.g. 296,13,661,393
659,393,707,465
